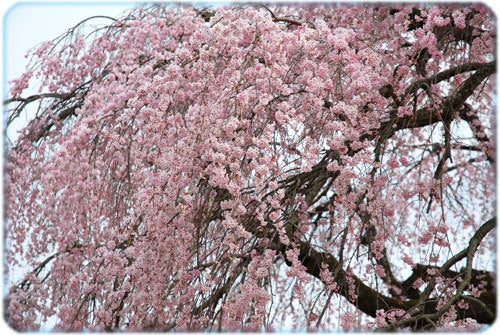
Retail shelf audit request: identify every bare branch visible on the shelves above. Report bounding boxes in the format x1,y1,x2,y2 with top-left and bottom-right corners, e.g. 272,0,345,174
260,5,302,26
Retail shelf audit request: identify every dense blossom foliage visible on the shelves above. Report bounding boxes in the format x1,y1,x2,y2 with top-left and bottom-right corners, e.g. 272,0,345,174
4,4,496,331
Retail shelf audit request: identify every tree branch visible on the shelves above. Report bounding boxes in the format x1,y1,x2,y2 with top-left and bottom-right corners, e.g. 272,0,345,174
384,217,496,329
260,5,302,26
459,104,495,164
443,60,496,113
374,60,495,151
249,206,496,328
406,61,494,95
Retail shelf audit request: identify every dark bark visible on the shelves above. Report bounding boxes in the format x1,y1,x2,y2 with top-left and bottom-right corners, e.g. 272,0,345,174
261,61,497,328
273,217,496,328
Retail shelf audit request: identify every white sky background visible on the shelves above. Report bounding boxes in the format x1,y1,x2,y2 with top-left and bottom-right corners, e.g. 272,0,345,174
0,0,499,333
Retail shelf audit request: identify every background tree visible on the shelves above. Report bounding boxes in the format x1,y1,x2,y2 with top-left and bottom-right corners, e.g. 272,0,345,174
4,3,496,331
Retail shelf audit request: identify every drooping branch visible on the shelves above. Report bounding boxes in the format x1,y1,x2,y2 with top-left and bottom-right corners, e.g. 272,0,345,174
27,104,82,143
391,7,481,46
285,218,496,328
443,60,496,113
382,217,496,329
375,60,495,150
4,80,91,145
401,264,495,299
5,92,74,108
257,144,495,326
260,5,302,26
459,104,495,164
405,62,495,95
292,241,412,316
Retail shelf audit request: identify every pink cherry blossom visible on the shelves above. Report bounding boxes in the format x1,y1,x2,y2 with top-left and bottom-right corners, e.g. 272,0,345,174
4,3,495,332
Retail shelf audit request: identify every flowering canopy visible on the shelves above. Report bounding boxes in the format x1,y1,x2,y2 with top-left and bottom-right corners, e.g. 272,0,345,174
4,4,496,331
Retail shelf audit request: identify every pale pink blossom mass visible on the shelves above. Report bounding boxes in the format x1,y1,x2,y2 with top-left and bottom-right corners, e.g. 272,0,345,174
3,3,496,332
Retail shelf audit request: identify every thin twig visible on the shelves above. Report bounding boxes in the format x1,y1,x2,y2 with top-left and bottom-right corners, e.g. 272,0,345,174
260,5,302,26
